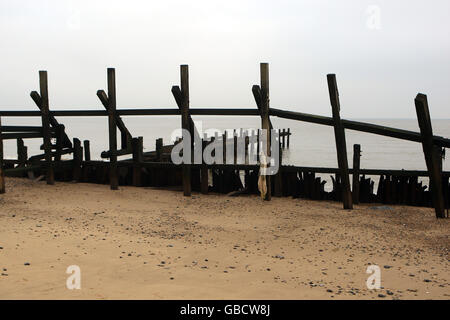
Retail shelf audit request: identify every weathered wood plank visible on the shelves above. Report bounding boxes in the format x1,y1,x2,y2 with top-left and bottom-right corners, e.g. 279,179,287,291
107,68,119,190
327,74,352,209
132,137,143,186
30,91,72,148
179,65,191,196
1,132,45,140
17,138,27,167
156,138,163,161
83,140,91,161
0,126,42,132
72,138,82,182
259,63,272,200
2,106,450,148
97,89,132,150
414,93,445,218
201,139,208,194
352,144,361,204
39,71,55,185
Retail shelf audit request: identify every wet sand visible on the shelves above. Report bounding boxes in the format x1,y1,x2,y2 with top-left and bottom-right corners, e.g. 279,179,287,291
0,177,448,299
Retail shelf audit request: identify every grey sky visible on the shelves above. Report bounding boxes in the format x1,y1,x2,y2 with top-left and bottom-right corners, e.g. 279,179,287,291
1,0,449,118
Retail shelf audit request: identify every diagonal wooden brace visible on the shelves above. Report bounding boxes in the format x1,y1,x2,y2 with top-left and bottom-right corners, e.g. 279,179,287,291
252,85,273,130
171,85,200,143
97,90,132,150
30,91,72,148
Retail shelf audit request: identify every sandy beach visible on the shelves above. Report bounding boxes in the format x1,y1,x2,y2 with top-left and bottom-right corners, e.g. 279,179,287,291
0,177,448,300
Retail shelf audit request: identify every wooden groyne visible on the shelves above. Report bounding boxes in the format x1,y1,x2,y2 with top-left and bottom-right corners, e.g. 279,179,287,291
0,63,449,219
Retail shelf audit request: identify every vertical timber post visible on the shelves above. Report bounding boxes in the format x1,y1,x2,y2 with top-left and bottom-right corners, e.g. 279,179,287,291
327,74,352,209
107,68,119,190
156,138,163,161
180,65,191,196
260,63,272,200
0,116,5,194
414,94,445,218
352,144,361,204
83,140,91,161
201,137,208,194
132,137,143,187
17,138,27,167
287,128,290,148
73,138,82,182
82,139,90,182
223,132,227,164
274,130,283,197
39,71,54,185
257,129,260,161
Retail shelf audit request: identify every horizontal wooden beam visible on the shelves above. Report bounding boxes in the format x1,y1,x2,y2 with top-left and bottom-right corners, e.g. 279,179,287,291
1,132,45,139
0,108,260,117
2,107,449,147
0,126,43,132
28,148,73,161
101,148,133,158
4,160,74,175
270,108,450,148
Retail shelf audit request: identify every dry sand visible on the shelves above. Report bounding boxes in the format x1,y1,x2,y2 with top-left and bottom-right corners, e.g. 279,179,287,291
0,177,448,300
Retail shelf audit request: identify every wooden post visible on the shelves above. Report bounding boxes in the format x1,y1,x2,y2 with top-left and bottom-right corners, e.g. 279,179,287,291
39,71,54,185
222,132,227,164
233,133,238,165
107,68,119,190
201,138,208,194
282,128,286,148
414,94,445,218
73,138,82,182
82,139,90,182
260,63,272,200
327,74,352,209
17,138,27,167
244,130,249,163
132,137,143,187
180,65,191,196
54,125,64,161
278,129,281,149
156,138,163,161
352,144,361,204
250,130,257,163
0,116,5,193
287,128,290,148
83,140,91,161
257,129,260,161
274,130,283,197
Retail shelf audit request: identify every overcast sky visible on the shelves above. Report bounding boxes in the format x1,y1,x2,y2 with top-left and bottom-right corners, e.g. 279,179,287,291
1,0,449,118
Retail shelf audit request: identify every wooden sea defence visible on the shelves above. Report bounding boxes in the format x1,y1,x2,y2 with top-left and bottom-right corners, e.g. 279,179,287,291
0,64,449,219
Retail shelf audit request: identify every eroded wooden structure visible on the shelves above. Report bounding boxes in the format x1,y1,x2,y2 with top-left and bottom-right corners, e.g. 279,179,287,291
0,64,449,218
